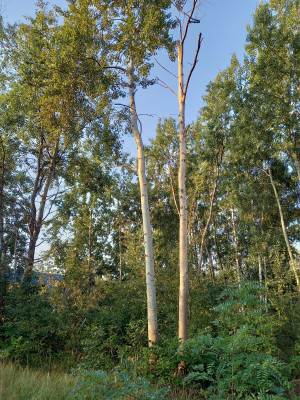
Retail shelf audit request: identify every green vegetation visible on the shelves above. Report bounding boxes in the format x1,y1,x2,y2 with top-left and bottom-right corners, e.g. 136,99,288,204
0,0,299,399
0,363,74,400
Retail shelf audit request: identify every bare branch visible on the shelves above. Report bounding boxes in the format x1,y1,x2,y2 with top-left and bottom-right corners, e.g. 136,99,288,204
167,161,180,215
117,164,138,174
172,1,201,24
181,0,200,45
155,58,178,79
184,33,202,97
85,57,128,74
156,77,178,98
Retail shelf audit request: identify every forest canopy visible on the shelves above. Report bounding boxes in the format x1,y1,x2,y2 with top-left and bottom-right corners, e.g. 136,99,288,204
0,0,299,399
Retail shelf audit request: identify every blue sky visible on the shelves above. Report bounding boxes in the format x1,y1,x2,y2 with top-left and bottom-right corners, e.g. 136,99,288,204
2,0,259,155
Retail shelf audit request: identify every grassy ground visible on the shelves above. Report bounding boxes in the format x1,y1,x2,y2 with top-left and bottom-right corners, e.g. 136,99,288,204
0,363,199,400
0,363,75,400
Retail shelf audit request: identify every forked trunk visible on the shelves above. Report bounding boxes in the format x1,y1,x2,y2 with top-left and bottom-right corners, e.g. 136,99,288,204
23,138,59,282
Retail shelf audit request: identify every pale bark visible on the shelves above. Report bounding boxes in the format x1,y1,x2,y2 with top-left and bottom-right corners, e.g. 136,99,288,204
294,155,300,183
213,218,223,271
87,198,94,290
258,256,263,301
118,206,123,282
178,41,188,342
0,141,7,267
267,164,300,293
167,161,179,215
13,224,18,282
0,142,7,317
258,256,263,286
206,244,215,281
230,207,241,286
128,59,158,345
176,2,202,342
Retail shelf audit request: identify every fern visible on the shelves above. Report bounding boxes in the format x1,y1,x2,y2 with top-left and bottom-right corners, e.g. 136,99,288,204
182,282,289,399
70,369,169,399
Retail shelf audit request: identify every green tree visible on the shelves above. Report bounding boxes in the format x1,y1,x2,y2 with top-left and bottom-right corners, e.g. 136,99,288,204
72,0,177,345
4,1,117,281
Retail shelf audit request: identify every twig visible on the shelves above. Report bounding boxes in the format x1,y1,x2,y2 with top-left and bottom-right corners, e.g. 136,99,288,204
184,33,202,97
117,164,138,174
156,78,178,98
155,58,178,78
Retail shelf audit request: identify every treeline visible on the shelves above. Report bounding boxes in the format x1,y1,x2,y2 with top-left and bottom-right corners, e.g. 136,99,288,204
0,0,299,398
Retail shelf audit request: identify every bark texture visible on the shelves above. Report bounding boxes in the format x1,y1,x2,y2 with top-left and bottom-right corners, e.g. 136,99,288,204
128,59,158,345
176,2,202,342
177,42,188,342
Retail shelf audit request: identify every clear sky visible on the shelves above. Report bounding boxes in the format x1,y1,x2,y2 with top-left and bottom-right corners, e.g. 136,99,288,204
2,0,259,155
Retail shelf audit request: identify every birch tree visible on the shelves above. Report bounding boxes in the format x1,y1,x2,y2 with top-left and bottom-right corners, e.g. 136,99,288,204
78,0,176,345
174,0,202,342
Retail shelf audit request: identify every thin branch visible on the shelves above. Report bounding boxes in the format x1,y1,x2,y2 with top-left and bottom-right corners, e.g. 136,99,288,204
46,189,68,200
115,102,143,134
167,161,180,215
156,77,178,98
181,0,200,44
155,58,178,78
85,57,128,74
172,1,201,24
184,33,202,97
117,164,138,174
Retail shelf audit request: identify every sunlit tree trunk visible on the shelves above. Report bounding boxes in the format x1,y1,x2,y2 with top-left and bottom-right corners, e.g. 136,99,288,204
293,156,300,183
177,41,188,342
213,218,223,271
87,196,95,291
230,207,241,286
128,59,158,345
175,1,202,342
118,203,123,283
267,164,300,293
0,145,7,319
13,224,18,282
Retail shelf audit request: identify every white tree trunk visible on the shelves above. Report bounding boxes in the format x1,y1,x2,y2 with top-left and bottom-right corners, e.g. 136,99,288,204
178,42,188,342
230,207,241,286
267,165,300,293
128,59,158,345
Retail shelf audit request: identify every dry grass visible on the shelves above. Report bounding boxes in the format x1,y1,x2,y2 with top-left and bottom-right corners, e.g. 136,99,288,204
0,363,75,400
0,363,202,400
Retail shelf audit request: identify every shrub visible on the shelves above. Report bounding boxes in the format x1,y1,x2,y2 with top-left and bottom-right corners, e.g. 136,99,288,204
181,282,290,398
70,369,169,400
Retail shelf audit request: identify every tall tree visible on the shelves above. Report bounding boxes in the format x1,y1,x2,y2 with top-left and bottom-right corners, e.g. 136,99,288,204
78,0,176,345
5,1,116,280
246,0,300,181
175,0,202,342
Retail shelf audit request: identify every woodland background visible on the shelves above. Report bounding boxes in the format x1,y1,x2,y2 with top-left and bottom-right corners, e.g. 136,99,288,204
0,0,299,399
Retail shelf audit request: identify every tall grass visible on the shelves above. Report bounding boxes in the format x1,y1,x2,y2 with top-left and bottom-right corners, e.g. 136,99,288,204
0,363,75,400
0,363,200,399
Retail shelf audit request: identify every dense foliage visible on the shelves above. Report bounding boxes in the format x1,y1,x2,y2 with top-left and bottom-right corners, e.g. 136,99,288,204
0,0,299,398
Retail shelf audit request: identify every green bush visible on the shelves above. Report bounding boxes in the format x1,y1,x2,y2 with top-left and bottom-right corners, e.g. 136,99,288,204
70,369,169,400
181,282,290,398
